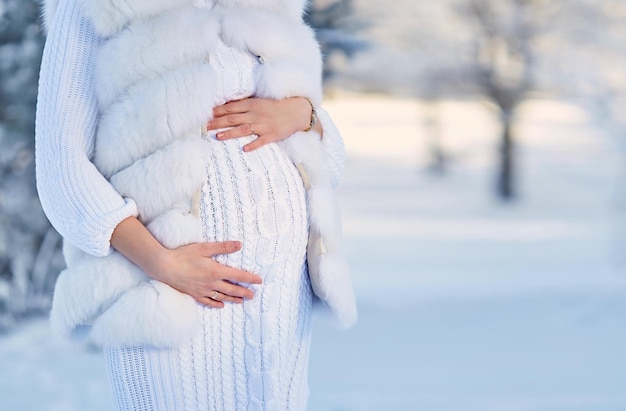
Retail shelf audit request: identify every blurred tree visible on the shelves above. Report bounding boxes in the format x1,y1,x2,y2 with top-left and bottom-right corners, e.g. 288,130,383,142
350,0,574,199
460,0,560,200
0,0,63,329
422,97,446,175
397,0,559,199
305,0,366,82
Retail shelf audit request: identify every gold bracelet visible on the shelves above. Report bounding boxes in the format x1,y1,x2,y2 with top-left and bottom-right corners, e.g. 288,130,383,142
302,97,317,132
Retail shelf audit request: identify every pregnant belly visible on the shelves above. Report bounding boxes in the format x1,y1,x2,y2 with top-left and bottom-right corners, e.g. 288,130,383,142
200,134,309,277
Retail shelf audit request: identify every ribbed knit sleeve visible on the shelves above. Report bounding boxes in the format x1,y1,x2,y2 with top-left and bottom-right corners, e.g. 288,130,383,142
35,0,138,257
317,107,346,187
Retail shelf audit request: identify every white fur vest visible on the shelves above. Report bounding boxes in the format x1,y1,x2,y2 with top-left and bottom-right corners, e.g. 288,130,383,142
46,0,357,348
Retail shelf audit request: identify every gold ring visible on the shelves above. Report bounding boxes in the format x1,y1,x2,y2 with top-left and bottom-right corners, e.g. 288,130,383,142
249,124,255,135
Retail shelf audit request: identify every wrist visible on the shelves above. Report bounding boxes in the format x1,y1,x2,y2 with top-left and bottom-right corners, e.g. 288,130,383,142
145,247,175,282
111,216,174,282
301,97,317,132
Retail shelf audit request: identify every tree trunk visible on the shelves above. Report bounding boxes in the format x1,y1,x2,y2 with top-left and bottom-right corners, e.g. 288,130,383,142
497,110,515,200
424,100,446,175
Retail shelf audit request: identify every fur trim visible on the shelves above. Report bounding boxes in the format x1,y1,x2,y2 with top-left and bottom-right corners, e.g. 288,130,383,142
95,8,220,109
220,10,316,62
90,280,201,348
220,10,323,104
280,133,340,247
62,241,90,266
309,253,357,328
110,137,210,223
41,0,308,34
256,60,323,106
80,0,192,37
146,209,204,249
50,252,148,339
279,132,357,328
94,65,217,177
216,0,308,19
41,0,59,32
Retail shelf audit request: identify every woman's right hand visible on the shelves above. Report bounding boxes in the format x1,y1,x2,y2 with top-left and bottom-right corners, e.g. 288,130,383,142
111,217,262,309
153,241,262,308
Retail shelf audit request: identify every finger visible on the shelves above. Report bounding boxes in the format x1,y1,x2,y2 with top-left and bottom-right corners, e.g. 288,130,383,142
213,99,252,117
196,296,224,308
202,241,242,257
216,123,257,140
215,281,255,300
243,135,273,152
217,266,263,285
213,289,246,304
208,113,251,130
221,295,245,304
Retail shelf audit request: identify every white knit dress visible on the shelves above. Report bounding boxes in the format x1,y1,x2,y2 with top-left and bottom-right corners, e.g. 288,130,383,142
35,1,346,410
103,40,313,410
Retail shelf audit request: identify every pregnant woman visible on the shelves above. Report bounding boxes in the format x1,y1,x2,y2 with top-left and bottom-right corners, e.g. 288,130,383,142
35,0,357,409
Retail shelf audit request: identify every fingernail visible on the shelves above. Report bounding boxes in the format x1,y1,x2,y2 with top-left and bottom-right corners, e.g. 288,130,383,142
216,132,224,140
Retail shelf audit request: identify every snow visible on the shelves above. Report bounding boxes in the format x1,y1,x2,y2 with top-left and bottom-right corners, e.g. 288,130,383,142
0,322,109,411
2,94,626,410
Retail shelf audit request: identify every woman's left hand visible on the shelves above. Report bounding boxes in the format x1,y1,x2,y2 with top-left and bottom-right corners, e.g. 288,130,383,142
207,97,316,152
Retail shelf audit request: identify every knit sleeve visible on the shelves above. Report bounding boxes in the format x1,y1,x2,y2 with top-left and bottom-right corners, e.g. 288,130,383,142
317,107,346,187
35,0,138,257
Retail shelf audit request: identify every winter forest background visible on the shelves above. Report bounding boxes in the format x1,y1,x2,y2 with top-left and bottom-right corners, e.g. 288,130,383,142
2,0,626,410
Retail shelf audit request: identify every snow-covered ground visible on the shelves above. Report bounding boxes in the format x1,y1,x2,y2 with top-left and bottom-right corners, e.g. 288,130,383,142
2,95,626,410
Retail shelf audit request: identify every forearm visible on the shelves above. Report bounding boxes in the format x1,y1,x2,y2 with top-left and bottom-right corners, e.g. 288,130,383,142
110,216,259,307
110,216,171,281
